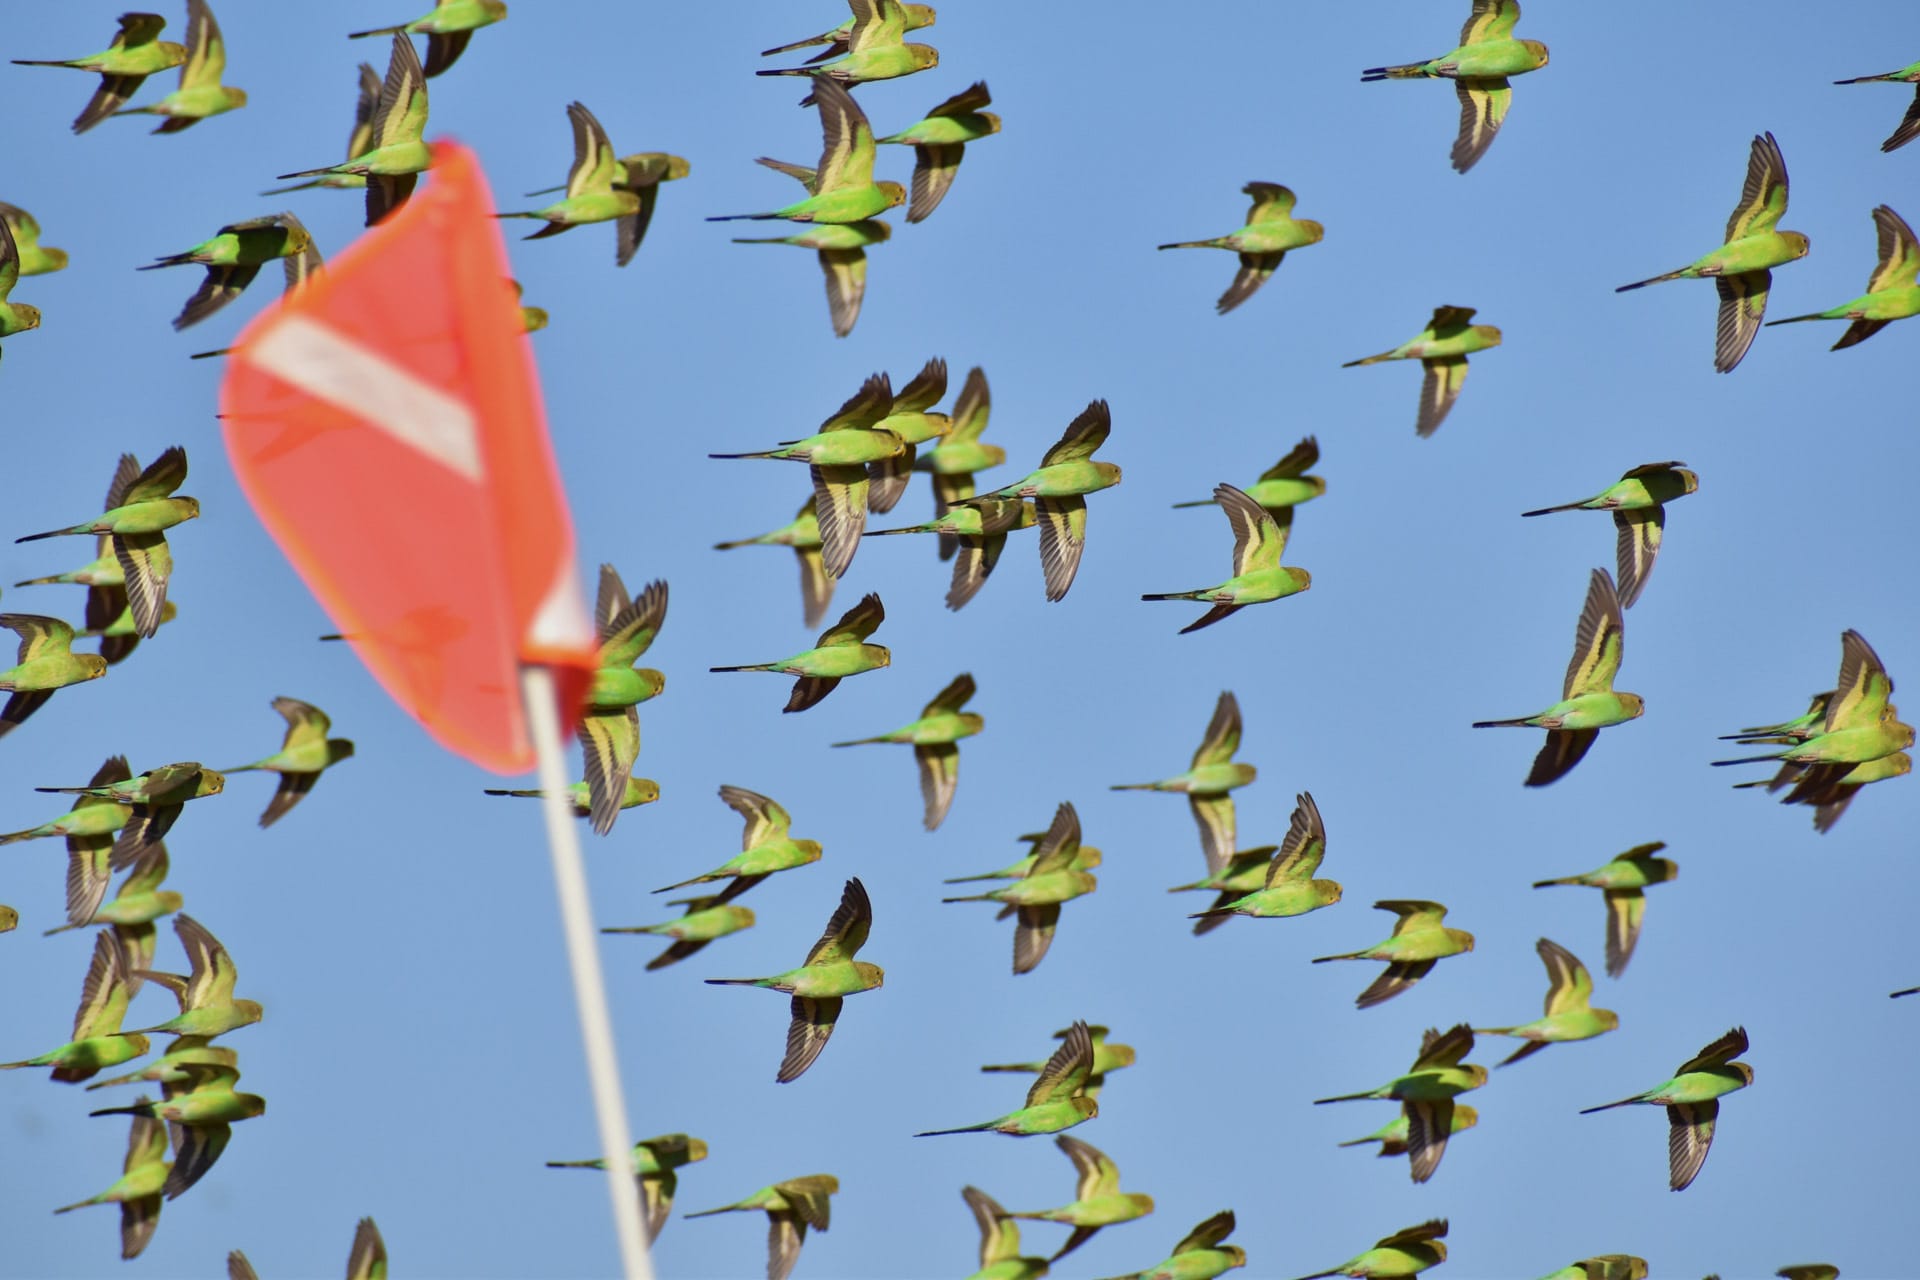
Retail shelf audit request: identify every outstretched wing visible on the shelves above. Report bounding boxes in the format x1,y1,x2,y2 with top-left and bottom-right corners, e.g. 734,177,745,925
719,784,792,847
1039,400,1112,466
1562,568,1625,698
816,591,884,646
1266,791,1327,883
1189,690,1241,768
1025,1020,1093,1104
804,877,873,964
1867,204,1920,292
1460,0,1521,44
1217,483,1286,573
1259,435,1319,482
1726,132,1789,241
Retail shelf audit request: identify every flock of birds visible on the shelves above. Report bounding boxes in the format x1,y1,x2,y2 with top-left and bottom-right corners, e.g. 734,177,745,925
1,0,1914,1276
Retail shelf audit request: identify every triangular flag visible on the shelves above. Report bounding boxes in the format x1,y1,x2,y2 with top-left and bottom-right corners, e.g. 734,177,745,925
220,141,595,771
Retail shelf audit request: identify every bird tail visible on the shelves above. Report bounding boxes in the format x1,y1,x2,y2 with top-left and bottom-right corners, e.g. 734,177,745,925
1310,952,1361,964
712,535,774,549
1835,71,1902,83
483,788,541,798
0,829,41,845
1615,269,1687,292
1311,1090,1375,1105
861,524,928,537
761,33,831,56
189,347,232,361
15,526,80,542
1762,312,1826,327
10,58,84,68
940,892,994,904
1519,501,1586,517
754,67,813,78
682,1204,744,1219
651,874,713,894
259,179,322,195
1361,63,1429,80
1108,781,1167,791
544,1159,601,1168
108,106,154,118
943,871,1006,884
1156,238,1226,251
1139,590,1205,602
977,1062,1036,1074
701,977,765,987
347,24,406,38
705,213,779,223
1529,875,1581,888
1169,498,1217,508
706,450,781,461
272,166,340,181
1333,1135,1378,1148
829,735,889,747
729,236,799,246
33,786,96,796
1710,753,1781,767
1578,1096,1642,1114
1470,717,1534,729
1340,351,1394,367
87,1102,153,1117
914,1122,991,1136
708,663,778,673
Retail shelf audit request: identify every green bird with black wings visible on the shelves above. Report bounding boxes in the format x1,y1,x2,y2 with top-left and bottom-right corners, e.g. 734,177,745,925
0,613,107,738
961,1186,1049,1280
758,0,939,97
1190,791,1342,924
1158,183,1324,314
1475,568,1644,786
1344,306,1501,437
349,0,507,78
1006,1135,1154,1262
1473,938,1618,1065
981,1023,1134,1100
878,81,999,223
710,77,905,224
53,1100,171,1259
0,929,148,1081
1113,691,1256,878
1522,463,1698,608
547,1133,708,1242
1836,57,1920,152
139,215,319,331
731,220,889,337
578,568,666,834
123,914,262,1040
918,1020,1099,1136
1713,630,1914,776
1616,131,1810,372
685,1173,837,1280
715,496,835,628
1581,1027,1753,1191
1363,0,1548,172
603,894,754,972
1533,842,1675,977
955,400,1119,601
832,672,981,829
1292,1220,1449,1279
275,34,430,225
262,63,380,195
653,785,821,901
711,592,889,713
1767,204,1920,350
943,803,1097,975
1096,1210,1244,1280
89,1061,265,1200
222,697,353,828
1172,435,1324,532
496,102,678,266
0,202,69,276
1313,902,1474,1011
1143,484,1311,633
13,11,188,135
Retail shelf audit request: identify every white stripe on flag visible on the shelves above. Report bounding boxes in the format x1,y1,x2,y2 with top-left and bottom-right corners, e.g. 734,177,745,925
244,315,485,482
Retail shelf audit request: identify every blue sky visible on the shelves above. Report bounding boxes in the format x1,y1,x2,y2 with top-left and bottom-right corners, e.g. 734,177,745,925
3,1,1916,1276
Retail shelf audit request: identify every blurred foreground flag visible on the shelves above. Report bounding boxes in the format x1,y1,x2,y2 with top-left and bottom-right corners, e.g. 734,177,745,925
219,142,596,771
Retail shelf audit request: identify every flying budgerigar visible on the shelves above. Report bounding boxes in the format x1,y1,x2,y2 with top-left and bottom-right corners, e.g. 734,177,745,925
0,215,42,365
1472,938,1618,1065
1738,751,1911,833
139,214,320,331
122,914,263,1041
1114,691,1256,879
33,760,223,868
731,220,890,337
877,81,1000,223
261,63,380,195
914,366,1005,549
484,776,661,821
954,400,1120,602
1158,183,1324,314
110,0,246,132
1343,306,1501,438
1362,0,1547,172
1094,1210,1244,1280
0,613,108,739
89,1061,266,1200
1291,1219,1449,1279
349,0,507,78
1313,901,1475,1011
943,802,1098,975
917,1020,1099,1136
0,929,149,1082
275,34,430,225
1522,463,1698,609
832,672,982,830
710,591,889,713
1580,1027,1753,1191
53,1101,171,1259
865,498,1034,612
221,697,353,828
1532,843,1676,978
602,893,755,972
546,1134,708,1243
1474,568,1644,786
1835,57,1920,152
758,0,939,97
981,1022,1134,1100
710,77,905,224
578,568,666,834
762,4,936,64
865,358,952,514
1171,435,1324,535
496,103,682,266
652,785,822,902
685,1174,837,1280
1005,1135,1155,1262
1142,483,1311,633
1712,630,1914,780
1337,1106,1479,1165
0,754,132,928
1189,791,1343,925
709,373,903,578
18,447,200,640
714,496,835,628
1766,204,1920,350
706,876,884,1083
12,11,189,135
959,1185,1049,1280
1615,131,1810,373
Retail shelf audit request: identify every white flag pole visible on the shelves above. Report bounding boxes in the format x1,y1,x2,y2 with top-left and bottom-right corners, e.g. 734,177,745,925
521,664,654,1280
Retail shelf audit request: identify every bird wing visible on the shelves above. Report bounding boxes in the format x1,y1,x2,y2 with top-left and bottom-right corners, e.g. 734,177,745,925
1713,270,1771,373
179,0,224,89
1461,0,1521,44
0,216,17,294
1537,937,1593,1016
577,706,639,836
817,244,868,337
1825,629,1893,731
844,0,893,50
921,672,976,717
962,1185,1018,1266
1417,355,1470,438
2,613,78,663
1040,400,1112,466
1216,251,1283,316
1026,802,1083,877
175,913,237,1008
1676,1027,1748,1073
1451,79,1511,174
1379,1219,1449,1249
124,446,189,504
1057,1134,1121,1198
765,1212,805,1280
890,356,947,414
777,995,842,1083
564,101,620,199
347,62,382,159
756,156,821,194
815,591,884,646
1404,1097,1455,1184
819,371,894,432
1562,568,1625,698
165,1120,234,1200
369,33,425,151
1611,507,1663,610
1217,482,1286,574
915,743,960,830
1602,888,1645,978
347,1219,387,1280
1665,1101,1718,1191
928,80,992,118
1526,728,1598,787
945,366,991,444
1380,899,1448,936
597,577,668,666
812,77,876,191
772,1175,838,1230
794,543,834,630
1412,1023,1475,1071
804,877,872,964
72,928,131,1039
593,563,630,638
1026,1020,1094,1103
1727,133,1790,242
1266,791,1327,883
271,695,330,750
719,785,792,848
1188,793,1235,876
117,12,170,47
1173,1209,1236,1254
1259,435,1319,481
1242,181,1298,222
125,1106,170,1170
1189,690,1242,767
810,465,869,581
1867,204,1920,292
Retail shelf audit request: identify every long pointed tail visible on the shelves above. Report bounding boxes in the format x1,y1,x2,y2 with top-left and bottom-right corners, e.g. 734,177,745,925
11,59,83,68
701,978,764,987
1340,352,1394,367
1520,501,1585,517
347,24,405,38
682,1204,744,1219
1762,312,1826,327
1108,782,1165,791
1471,717,1534,729
705,213,779,223
754,67,812,78
1835,72,1901,83
713,536,772,549
483,788,541,799
1310,953,1360,964
1169,498,1217,508
977,1062,1036,1074
761,33,831,56
1711,753,1782,767
545,1159,602,1168
1312,1090,1374,1105
1139,591,1205,602
259,179,322,195
829,736,888,747
1578,1096,1642,1114
1156,238,1225,251
940,893,994,904
943,871,1007,884
861,525,926,537
914,1122,991,1137
709,663,778,673
1530,876,1581,888
1360,63,1430,81
706,450,781,461
1615,269,1687,292
273,166,340,181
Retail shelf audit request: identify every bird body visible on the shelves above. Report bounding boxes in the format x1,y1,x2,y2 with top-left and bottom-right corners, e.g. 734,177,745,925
878,81,999,222
1580,1027,1752,1190
121,915,261,1039
981,1024,1135,1099
222,697,353,827
547,1134,707,1242
1158,183,1323,313
1005,1135,1153,1262
710,592,889,712
349,0,507,77
1338,1106,1479,1158
1314,901,1473,1009
1291,1219,1448,1279
1344,306,1500,436
1191,792,1342,922
88,1062,265,1199
1112,691,1252,874
763,4,937,60
1473,938,1617,1065
604,898,755,973
1767,204,1920,349
710,79,904,223
53,1104,171,1259
685,1174,837,1280
1532,841,1675,977
1521,462,1697,607
918,1021,1100,1136
0,616,109,739
943,803,1096,974
1098,1211,1244,1280
654,785,822,897
1,930,147,1082
1141,484,1311,632
956,400,1119,601
275,35,430,225
0,203,68,276
1714,630,1912,771
0,214,42,354
496,105,682,266
832,673,981,828
12,12,188,134
140,217,318,330
1362,0,1547,171
1172,436,1324,522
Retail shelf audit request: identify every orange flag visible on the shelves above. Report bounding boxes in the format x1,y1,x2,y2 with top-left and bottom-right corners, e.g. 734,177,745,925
220,142,596,771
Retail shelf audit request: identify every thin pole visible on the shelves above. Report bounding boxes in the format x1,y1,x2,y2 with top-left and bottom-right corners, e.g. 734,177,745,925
520,664,654,1280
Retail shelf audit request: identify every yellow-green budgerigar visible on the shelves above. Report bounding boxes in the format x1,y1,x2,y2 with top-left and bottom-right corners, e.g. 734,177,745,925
1095,1210,1244,1280
275,34,430,225
1362,0,1548,172
652,785,822,902
547,1134,708,1243
1312,901,1475,1011
1112,691,1255,876
89,1061,266,1200
122,914,262,1041
1767,204,1920,350
943,803,1097,975
732,220,890,337
1580,1026,1753,1191
1472,938,1618,1065
685,1173,837,1280
1535,1258,1648,1280
759,0,939,98
261,63,380,195
1290,1219,1449,1279
139,214,320,331
709,77,905,224
832,672,982,829
954,400,1120,602
960,1185,1050,1280
0,613,107,739
349,0,507,78
878,81,999,223
1005,1135,1154,1262
603,893,755,972
1713,630,1914,777
12,11,188,135
0,929,149,1082
0,201,69,276
53,1100,171,1259
1532,842,1676,978
578,567,666,834
1835,57,1920,152
1344,306,1501,438
221,697,353,828
917,1020,1099,1136
1522,462,1698,609
866,358,952,514
0,214,44,363
1158,183,1324,314
709,591,889,713
1337,1105,1478,1164
496,103,677,266
1171,436,1324,533
111,0,246,133
1142,483,1311,633
981,1022,1134,1100
1615,131,1810,373
1188,791,1342,925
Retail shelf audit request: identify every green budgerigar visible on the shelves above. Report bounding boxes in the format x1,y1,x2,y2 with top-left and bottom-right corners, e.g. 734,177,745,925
111,0,246,132
1172,436,1324,535
981,1022,1134,1100
865,358,952,514
1767,204,1920,350
261,63,380,194
1,754,131,928
1314,1026,1484,1184
733,219,890,338
0,614,107,739
222,697,353,828
1006,1135,1154,1262
653,785,822,901
1580,1026,1753,1191
918,1020,1099,1136
865,498,1035,612
1835,57,1920,152
603,894,755,972
89,1061,265,1200
943,802,1098,975
1363,0,1549,172
1142,483,1312,633
1472,937,1618,1065
12,11,188,135
1337,1105,1479,1162
1292,1220,1449,1279
878,81,999,223
710,77,905,224
577,567,666,834
715,496,835,628
0,215,44,364
139,214,319,331
37,759,223,867
496,102,682,266
1616,131,1810,373
1112,691,1255,875
1713,630,1914,775
1313,901,1475,1011
1096,1210,1244,1280
758,0,938,97
1522,462,1698,609
1344,306,1501,438
1474,567,1644,786
0,929,148,1082
832,672,981,829
710,591,889,713
275,34,430,225
53,1101,172,1260
1532,842,1676,978
955,399,1120,601
1158,183,1324,314
762,4,936,62
349,0,507,78
1190,791,1343,924
961,1185,1050,1280
547,1133,707,1242
685,1173,837,1280
484,776,661,819
122,914,262,1040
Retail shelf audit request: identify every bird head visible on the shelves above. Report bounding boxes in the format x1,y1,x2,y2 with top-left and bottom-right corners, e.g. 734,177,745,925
640,668,667,698
121,1033,152,1058
326,739,356,765
1127,1193,1156,1214
1595,1008,1622,1032
1617,693,1648,720
979,443,1008,468
1317,879,1344,904
904,3,937,28
11,303,41,331
1676,467,1700,496
1783,231,1812,260
878,181,908,211
177,497,203,521
233,999,265,1027
1298,218,1326,245
196,771,227,797
1071,1096,1100,1122
624,778,663,807
1218,1246,1248,1269
957,712,986,735
156,891,186,913
1093,461,1123,486
853,961,886,989
226,88,250,110
79,654,110,681
908,44,940,71
1522,40,1550,68
980,112,1003,135
873,648,893,668
796,839,825,863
